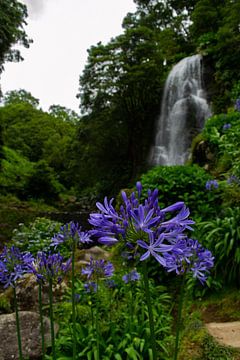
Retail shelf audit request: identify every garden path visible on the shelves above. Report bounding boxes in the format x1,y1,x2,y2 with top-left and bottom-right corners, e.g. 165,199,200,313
206,321,240,348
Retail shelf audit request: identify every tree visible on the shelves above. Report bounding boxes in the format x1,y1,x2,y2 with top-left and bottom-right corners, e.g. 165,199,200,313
0,100,76,188
76,0,195,195
48,104,81,124
3,89,40,108
0,0,31,73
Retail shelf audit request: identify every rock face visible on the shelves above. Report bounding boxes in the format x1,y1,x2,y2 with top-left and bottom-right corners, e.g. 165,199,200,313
0,311,54,360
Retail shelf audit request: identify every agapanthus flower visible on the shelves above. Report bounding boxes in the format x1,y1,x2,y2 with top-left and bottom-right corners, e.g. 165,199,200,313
235,99,240,112
227,175,240,185
164,238,214,284
122,269,140,283
105,279,117,288
205,179,219,190
222,123,231,130
137,232,174,266
81,257,114,280
84,281,97,293
51,221,92,249
88,182,195,264
30,251,71,284
0,246,34,288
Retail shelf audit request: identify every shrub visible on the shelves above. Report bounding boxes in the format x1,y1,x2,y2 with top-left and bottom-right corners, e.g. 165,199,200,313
140,164,222,221
11,217,63,255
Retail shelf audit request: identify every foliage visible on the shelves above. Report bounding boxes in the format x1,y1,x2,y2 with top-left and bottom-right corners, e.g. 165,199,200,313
0,100,76,189
190,0,240,112
3,89,40,108
48,105,81,124
11,217,62,256
0,0,31,73
140,164,222,221
0,146,34,196
202,111,240,179
50,278,174,359
24,160,64,202
197,207,240,287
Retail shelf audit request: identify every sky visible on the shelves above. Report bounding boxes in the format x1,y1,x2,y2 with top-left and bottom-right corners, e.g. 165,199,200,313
1,0,136,112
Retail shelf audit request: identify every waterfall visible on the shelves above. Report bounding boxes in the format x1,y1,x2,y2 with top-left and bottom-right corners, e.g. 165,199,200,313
150,54,211,166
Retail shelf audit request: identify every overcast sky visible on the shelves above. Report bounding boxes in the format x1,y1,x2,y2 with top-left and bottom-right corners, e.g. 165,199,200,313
1,0,136,112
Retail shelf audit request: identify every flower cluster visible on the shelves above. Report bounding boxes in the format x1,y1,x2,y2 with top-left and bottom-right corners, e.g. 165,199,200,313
227,174,240,185
51,221,92,249
30,251,71,284
222,123,231,130
122,269,140,284
89,182,214,283
0,246,34,288
82,257,114,280
205,179,218,190
235,98,240,112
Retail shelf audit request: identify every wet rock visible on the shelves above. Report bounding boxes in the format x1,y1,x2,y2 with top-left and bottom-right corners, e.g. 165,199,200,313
0,311,56,360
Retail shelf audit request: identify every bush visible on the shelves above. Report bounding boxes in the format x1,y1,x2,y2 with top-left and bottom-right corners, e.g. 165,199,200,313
11,217,63,255
140,164,222,221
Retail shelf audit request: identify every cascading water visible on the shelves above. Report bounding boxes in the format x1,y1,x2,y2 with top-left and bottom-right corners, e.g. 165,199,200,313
150,54,211,166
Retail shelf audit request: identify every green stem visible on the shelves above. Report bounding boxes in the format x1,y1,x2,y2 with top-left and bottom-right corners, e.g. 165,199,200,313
71,243,76,359
49,278,56,360
95,277,100,360
142,262,157,360
38,283,45,359
14,286,23,360
173,276,186,360
129,286,134,338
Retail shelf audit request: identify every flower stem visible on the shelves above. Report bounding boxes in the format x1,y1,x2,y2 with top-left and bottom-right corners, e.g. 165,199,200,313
38,283,45,359
173,276,186,360
13,286,23,360
49,278,56,360
142,262,157,360
95,277,100,360
71,243,77,359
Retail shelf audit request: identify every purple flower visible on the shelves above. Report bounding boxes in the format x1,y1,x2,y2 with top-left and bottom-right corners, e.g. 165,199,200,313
81,257,114,280
51,221,92,249
30,251,71,284
130,205,160,232
0,246,34,288
137,232,174,266
227,175,240,185
88,182,196,265
122,269,140,283
235,99,240,112
222,123,231,130
84,281,97,293
161,205,195,231
164,238,214,284
105,279,117,288
205,179,219,190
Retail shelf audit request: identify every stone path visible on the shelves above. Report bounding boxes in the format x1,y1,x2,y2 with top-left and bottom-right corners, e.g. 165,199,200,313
206,321,240,348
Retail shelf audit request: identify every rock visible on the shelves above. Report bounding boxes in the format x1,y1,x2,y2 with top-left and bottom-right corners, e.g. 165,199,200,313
206,321,240,348
76,246,111,267
15,274,68,312
0,311,57,360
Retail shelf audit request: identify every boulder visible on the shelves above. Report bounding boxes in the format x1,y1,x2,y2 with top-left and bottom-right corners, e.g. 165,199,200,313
0,311,56,360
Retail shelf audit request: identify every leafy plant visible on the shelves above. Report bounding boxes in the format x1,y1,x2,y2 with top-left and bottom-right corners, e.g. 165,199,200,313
140,164,222,221
11,217,63,255
197,207,240,287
